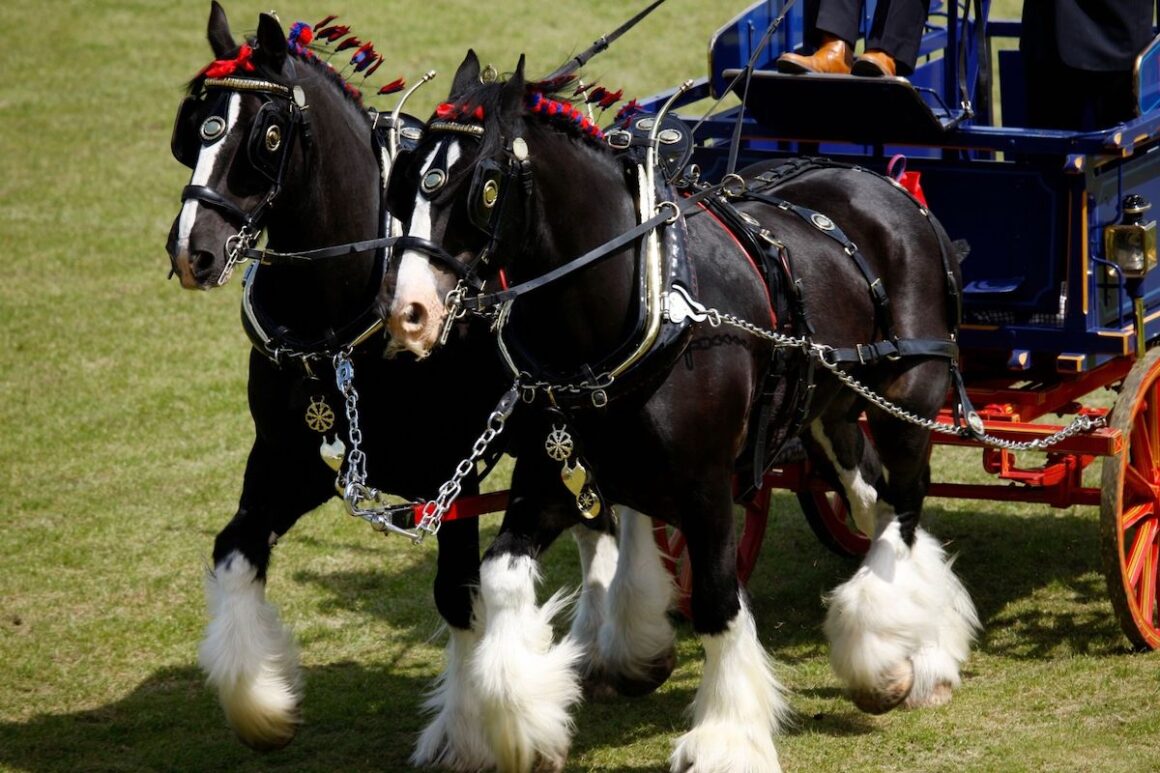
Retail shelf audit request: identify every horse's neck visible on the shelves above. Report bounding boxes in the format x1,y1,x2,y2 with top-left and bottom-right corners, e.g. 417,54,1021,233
509,133,639,367
259,75,382,332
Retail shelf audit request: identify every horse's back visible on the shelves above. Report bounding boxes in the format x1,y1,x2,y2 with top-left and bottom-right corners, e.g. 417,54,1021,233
734,160,959,345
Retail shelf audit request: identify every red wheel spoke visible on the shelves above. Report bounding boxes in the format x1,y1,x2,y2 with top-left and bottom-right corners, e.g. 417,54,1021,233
1123,501,1155,532
1126,519,1158,588
1137,541,1159,629
1123,465,1158,510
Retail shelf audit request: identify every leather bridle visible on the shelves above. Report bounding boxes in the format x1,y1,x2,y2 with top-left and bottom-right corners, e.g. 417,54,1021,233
171,75,313,282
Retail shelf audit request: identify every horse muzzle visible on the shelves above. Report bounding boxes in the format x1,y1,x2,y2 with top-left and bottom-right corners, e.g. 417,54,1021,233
385,293,446,359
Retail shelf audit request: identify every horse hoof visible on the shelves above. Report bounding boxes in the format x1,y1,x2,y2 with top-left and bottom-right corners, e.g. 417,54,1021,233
233,717,298,752
849,661,914,715
609,647,678,698
905,680,953,709
581,672,620,701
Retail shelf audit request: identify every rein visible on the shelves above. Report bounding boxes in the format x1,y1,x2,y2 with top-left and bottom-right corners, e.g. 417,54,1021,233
457,181,727,312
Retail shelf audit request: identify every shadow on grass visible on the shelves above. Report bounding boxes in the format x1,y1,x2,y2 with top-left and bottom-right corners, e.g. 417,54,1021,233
0,663,434,773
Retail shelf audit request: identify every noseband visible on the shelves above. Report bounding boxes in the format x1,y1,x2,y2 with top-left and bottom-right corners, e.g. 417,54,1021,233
172,75,312,281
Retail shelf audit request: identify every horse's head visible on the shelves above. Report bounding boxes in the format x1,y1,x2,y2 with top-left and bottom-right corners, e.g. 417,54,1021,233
166,2,313,289
378,51,531,356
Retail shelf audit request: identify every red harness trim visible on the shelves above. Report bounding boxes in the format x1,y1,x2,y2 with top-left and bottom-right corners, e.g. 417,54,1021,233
698,202,777,329
413,490,510,523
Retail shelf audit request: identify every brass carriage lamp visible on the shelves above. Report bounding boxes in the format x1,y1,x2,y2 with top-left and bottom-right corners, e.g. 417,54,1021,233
1105,194,1157,278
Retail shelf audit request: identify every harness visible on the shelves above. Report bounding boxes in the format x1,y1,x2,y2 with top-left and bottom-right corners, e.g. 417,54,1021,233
387,110,720,409
696,157,972,490
173,68,427,370
238,113,428,372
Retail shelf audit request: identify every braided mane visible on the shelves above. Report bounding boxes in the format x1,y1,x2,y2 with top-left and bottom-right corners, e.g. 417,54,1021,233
186,14,404,108
433,68,642,150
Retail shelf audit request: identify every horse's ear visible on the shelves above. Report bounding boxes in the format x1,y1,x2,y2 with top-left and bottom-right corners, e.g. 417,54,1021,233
207,0,236,58
500,54,526,115
254,12,287,71
450,49,481,99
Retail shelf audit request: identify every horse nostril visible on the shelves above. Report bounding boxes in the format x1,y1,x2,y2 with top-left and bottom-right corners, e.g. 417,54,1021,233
402,302,427,330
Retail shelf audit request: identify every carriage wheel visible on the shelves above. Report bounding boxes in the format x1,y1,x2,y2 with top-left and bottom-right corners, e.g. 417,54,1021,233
797,489,870,557
1101,348,1160,650
652,488,771,619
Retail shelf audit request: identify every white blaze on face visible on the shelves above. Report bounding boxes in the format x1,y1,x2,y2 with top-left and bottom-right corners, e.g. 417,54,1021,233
391,140,461,325
174,93,242,258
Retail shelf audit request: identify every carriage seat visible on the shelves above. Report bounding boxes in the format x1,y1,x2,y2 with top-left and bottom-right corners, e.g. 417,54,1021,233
721,69,960,146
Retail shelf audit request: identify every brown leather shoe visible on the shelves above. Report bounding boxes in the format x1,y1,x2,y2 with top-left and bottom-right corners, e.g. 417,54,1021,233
776,34,853,75
852,50,897,77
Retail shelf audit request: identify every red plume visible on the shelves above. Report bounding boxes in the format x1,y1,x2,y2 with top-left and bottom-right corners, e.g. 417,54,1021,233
378,78,406,96
313,14,338,31
335,36,362,52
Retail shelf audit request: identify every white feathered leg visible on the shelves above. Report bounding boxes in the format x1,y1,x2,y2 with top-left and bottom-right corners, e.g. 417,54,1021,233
199,551,300,749
670,594,788,773
903,528,980,708
596,508,676,695
569,524,619,672
468,554,582,772
824,518,979,713
411,623,495,771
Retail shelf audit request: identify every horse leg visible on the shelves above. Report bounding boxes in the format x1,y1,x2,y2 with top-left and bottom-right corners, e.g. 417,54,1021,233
459,463,583,772
804,413,887,538
199,439,331,750
411,517,496,770
589,507,677,697
866,409,979,710
820,389,979,714
568,520,620,693
670,483,788,773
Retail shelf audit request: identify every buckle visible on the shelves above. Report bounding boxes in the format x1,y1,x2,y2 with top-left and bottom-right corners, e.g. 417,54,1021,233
856,343,874,365
606,130,632,150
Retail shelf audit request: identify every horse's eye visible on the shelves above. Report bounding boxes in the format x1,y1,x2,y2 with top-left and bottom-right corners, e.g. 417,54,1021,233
199,116,226,142
264,125,283,153
421,169,446,194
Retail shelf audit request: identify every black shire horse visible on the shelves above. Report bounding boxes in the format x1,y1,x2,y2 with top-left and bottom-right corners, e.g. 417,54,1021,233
164,6,609,752
379,52,981,771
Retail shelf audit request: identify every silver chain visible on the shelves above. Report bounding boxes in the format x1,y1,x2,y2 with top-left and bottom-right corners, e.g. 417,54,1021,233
704,309,1106,451
333,350,518,543
416,384,519,537
220,226,256,286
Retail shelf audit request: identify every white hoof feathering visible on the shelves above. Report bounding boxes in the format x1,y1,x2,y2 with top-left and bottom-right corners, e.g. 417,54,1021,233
598,509,676,684
199,552,301,749
824,521,979,711
569,526,619,659
670,596,787,773
904,528,980,708
412,626,495,771
469,554,583,773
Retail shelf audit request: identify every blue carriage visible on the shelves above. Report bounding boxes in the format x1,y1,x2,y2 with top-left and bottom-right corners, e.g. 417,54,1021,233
642,0,1160,650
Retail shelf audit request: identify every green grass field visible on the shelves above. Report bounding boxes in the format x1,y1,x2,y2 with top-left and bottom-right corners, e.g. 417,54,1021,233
4,1,1159,771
